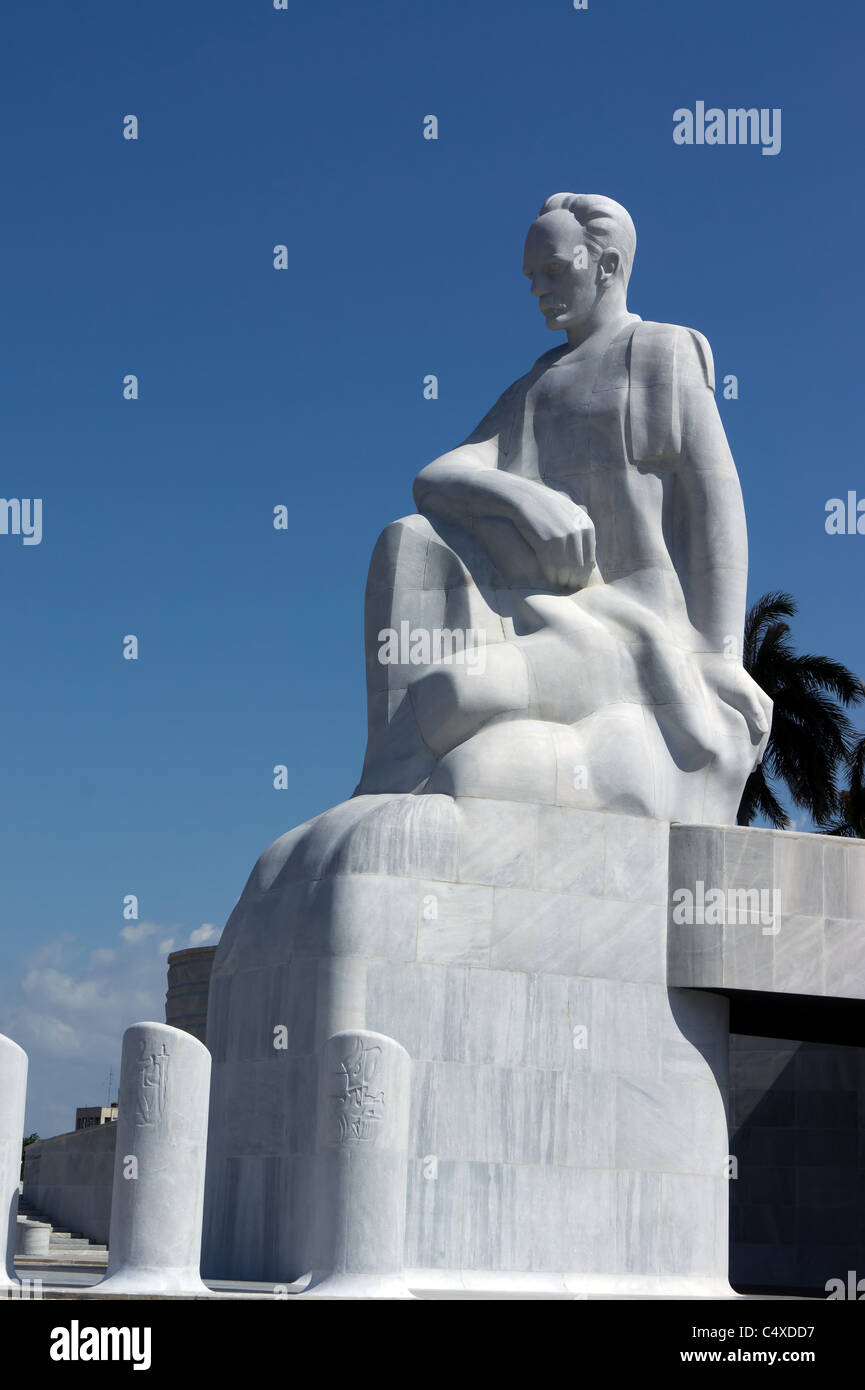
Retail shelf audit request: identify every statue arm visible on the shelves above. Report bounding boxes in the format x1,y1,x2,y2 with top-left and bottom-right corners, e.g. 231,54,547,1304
414,450,595,592
413,377,595,591
412,378,531,527
669,332,771,742
672,331,748,651
627,323,769,741
629,324,748,650
414,443,547,532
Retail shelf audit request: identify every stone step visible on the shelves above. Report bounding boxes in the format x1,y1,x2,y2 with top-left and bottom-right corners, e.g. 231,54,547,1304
15,1203,108,1259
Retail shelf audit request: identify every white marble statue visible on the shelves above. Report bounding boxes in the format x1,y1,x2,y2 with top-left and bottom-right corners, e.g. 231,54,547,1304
203,196,773,1292
359,193,771,822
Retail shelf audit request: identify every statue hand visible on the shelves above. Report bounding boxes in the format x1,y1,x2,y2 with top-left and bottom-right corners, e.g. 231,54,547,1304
516,488,596,591
702,656,772,748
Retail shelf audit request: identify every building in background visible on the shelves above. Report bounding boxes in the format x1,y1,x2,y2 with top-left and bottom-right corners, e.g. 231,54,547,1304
165,946,217,1045
75,1103,117,1131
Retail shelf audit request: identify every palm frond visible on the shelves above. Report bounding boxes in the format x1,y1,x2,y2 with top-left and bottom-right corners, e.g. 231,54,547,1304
739,592,863,832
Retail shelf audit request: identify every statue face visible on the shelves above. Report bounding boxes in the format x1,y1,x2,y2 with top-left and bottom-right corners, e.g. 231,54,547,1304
523,211,599,333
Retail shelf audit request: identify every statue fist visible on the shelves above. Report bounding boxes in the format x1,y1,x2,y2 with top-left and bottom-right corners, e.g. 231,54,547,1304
517,488,596,591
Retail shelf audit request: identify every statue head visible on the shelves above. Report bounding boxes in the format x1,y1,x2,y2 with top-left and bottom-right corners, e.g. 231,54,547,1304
523,193,636,342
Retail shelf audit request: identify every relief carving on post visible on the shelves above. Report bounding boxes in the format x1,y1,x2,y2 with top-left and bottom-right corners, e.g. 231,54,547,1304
331,1036,385,1145
135,1039,170,1126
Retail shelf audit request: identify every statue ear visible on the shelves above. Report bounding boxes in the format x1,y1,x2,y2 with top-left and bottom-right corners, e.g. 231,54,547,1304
598,248,621,281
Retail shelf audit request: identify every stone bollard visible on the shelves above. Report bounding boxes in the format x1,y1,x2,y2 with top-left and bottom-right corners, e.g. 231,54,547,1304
16,1218,50,1258
95,1022,211,1295
0,1033,28,1291
305,1029,414,1299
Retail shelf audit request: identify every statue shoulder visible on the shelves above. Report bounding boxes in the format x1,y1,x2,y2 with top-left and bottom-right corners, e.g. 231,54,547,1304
629,320,715,392
628,322,718,464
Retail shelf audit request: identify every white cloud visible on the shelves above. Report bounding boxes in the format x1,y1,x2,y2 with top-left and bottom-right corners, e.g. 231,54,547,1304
0,927,181,1137
119,920,159,944
0,916,224,1136
27,936,76,968
189,922,220,947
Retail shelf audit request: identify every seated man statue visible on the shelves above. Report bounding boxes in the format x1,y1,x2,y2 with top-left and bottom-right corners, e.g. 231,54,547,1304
358,192,770,822
203,194,772,1288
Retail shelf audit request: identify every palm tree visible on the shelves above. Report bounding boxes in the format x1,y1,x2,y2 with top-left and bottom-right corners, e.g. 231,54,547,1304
823,733,865,837
737,592,865,829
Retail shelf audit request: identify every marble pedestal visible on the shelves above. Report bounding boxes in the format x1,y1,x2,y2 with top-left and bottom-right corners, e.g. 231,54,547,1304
203,796,732,1295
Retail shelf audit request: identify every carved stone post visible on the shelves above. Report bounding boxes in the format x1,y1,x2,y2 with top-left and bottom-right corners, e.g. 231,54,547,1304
306,1029,414,1298
0,1032,27,1291
96,1022,211,1295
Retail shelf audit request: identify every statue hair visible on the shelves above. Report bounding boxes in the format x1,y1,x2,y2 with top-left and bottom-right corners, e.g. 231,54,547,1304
538,193,636,285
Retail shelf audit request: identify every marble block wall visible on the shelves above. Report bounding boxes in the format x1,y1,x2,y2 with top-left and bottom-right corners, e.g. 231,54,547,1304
669,824,865,1296
667,824,865,997
22,1121,117,1246
203,798,732,1293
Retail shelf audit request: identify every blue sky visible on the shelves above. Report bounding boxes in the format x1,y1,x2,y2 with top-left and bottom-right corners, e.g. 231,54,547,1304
2,0,863,1134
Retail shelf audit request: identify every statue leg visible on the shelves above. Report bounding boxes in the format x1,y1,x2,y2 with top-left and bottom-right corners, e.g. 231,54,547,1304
358,515,532,790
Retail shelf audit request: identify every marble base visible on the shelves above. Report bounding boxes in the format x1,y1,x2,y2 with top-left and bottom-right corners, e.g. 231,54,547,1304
304,1272,416,1299
203,796,732,1289
405,1271,737,1298
95,1267,211,1296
